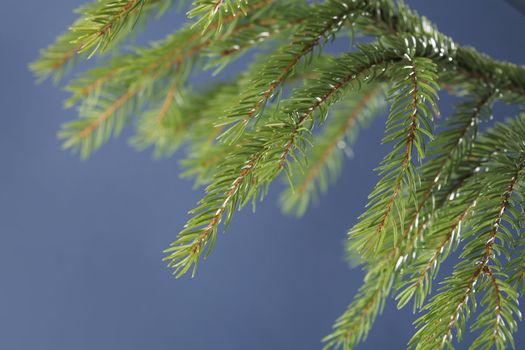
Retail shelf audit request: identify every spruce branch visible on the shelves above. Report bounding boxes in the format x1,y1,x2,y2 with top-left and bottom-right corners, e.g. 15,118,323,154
30,0,175,82
471,266,520,350
348,54,440,261
164,42,402,277
323,168,482,350
188,0,249,33
60,0,278,157
163,32,465,277
409,115,525,350
216,0,362,143
179,56,328,185
324,103,513,350
36,1,525,349
355,0,525,99
71,0,149,56
394,91,497,309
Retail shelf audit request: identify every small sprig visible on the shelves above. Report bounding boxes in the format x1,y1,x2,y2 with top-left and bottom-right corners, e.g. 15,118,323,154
30,0,175,81
348,53,440,260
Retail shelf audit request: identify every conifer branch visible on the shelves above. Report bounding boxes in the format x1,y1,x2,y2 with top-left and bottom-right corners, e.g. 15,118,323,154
37,1,525,349
409,115,525,350
61,0,279,157
355,0,525,98
164,42,404,277
324,159,481,349
188,0,250,33
178,60,325,184
348,54,439,260
164,32,464,278
324,114,520,350
75,0,147,55
415,176,515,348
393,92,497,309
30,0,175,81
217,0,361,142
470,266,518,350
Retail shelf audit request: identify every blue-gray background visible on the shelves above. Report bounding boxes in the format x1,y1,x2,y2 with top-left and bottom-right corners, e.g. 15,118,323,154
1,1,524,349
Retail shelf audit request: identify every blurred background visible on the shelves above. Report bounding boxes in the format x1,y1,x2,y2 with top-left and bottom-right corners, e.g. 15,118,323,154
0,1,524,349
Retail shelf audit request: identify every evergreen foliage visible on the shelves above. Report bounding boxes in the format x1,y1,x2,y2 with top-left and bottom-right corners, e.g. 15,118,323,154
33,0,525,349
